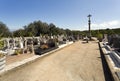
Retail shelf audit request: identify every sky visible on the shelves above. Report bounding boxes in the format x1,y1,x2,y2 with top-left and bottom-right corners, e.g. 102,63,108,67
0,0,120,31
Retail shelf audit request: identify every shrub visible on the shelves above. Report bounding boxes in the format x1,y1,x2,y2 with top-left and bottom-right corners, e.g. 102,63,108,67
97,33,103,42
15,49,21,55
0,40,4,49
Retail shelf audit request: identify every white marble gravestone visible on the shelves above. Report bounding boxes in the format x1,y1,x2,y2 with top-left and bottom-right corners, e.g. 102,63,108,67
6,38,10,49
24,38,27,49
43,36,47,43
19,37,23,49
103,34,108,42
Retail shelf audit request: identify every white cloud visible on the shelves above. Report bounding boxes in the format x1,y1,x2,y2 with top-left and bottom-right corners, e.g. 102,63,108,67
82,20,120,30
108,21,119,26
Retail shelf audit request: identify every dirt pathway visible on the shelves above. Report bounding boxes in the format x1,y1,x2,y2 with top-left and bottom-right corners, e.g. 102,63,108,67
0,41,105,81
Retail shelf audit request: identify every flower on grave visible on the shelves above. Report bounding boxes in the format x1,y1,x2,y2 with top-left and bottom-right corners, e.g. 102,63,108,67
15,50,21,55
40,44,49,50
0,53,5,58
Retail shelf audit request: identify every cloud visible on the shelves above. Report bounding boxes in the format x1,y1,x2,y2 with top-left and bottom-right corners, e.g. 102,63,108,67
108,21,119,26
82,20,120,30
92,20,120,29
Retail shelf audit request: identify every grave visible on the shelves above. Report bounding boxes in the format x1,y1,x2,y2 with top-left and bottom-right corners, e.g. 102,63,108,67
34,37,58,55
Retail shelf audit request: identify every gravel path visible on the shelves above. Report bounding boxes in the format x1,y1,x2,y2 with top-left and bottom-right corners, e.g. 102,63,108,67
0,41,105,81
6,53,34,65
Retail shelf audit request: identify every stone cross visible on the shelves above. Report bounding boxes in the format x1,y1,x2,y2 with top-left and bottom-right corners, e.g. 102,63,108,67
88,14,92,40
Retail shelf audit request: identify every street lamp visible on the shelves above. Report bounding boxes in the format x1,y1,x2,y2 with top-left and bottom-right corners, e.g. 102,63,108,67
87,14,92,40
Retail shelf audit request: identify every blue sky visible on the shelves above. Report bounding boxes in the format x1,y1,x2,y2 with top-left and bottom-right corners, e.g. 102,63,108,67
0,0,120,31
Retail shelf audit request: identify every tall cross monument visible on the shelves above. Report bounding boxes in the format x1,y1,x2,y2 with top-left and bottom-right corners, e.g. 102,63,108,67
87,14,92,40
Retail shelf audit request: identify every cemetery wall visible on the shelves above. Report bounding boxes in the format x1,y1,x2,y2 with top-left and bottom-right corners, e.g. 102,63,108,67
99,42,119,81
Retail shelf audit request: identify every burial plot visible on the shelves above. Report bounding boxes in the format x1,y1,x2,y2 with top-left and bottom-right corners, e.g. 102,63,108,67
34,37,58,55
108,35,120,52
58,35,67,45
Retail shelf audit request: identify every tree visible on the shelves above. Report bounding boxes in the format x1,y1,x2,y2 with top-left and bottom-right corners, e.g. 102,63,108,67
13,29,25,37
28,23,36,36
96,30,103,42
106,28,115,35
0,22,11,37
0,34,4,49
65,29,72,36
49,23,57,35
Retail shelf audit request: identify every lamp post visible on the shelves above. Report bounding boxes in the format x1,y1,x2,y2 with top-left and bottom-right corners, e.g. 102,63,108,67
87,14,92,40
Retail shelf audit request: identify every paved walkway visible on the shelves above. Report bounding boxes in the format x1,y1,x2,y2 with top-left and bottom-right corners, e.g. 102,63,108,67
0,41,105,81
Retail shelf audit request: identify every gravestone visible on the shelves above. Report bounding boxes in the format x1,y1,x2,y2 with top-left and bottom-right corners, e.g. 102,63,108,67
108,35,120,52
113,37,120,48
58,35,63,42
37,38,40,45
43,36,47,44
13,38,16,48
19,38,23,49
6,38,10,49
31,40,34,54
51,35,53,39
24,38,27,49
103,34,108,43
108,35,114,46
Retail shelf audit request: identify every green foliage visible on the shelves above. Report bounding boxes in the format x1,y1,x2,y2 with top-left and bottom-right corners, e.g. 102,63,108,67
65,29,72,36
13,29,25,37
97,33,103,39
13,21,73,37
0,41,4,49
0,22,11,37
0,34,4,49
0,21,11,49
113,28,120,34
15,50,21,55
105,28,115,35
96,32,103,42
11,20,120,38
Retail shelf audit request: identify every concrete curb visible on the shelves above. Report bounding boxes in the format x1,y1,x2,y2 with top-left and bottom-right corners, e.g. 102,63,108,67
0,42,74,76
99,42,119,81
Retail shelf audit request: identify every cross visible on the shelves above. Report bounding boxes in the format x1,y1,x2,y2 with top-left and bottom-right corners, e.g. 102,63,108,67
87,14,92,40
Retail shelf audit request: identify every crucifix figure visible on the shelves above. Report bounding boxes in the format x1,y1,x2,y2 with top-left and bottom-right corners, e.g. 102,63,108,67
88,14,92,40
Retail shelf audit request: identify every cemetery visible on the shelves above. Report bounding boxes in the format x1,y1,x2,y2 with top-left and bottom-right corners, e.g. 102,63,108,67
101,34,120,68
100,34,120,80
0,35,76,71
